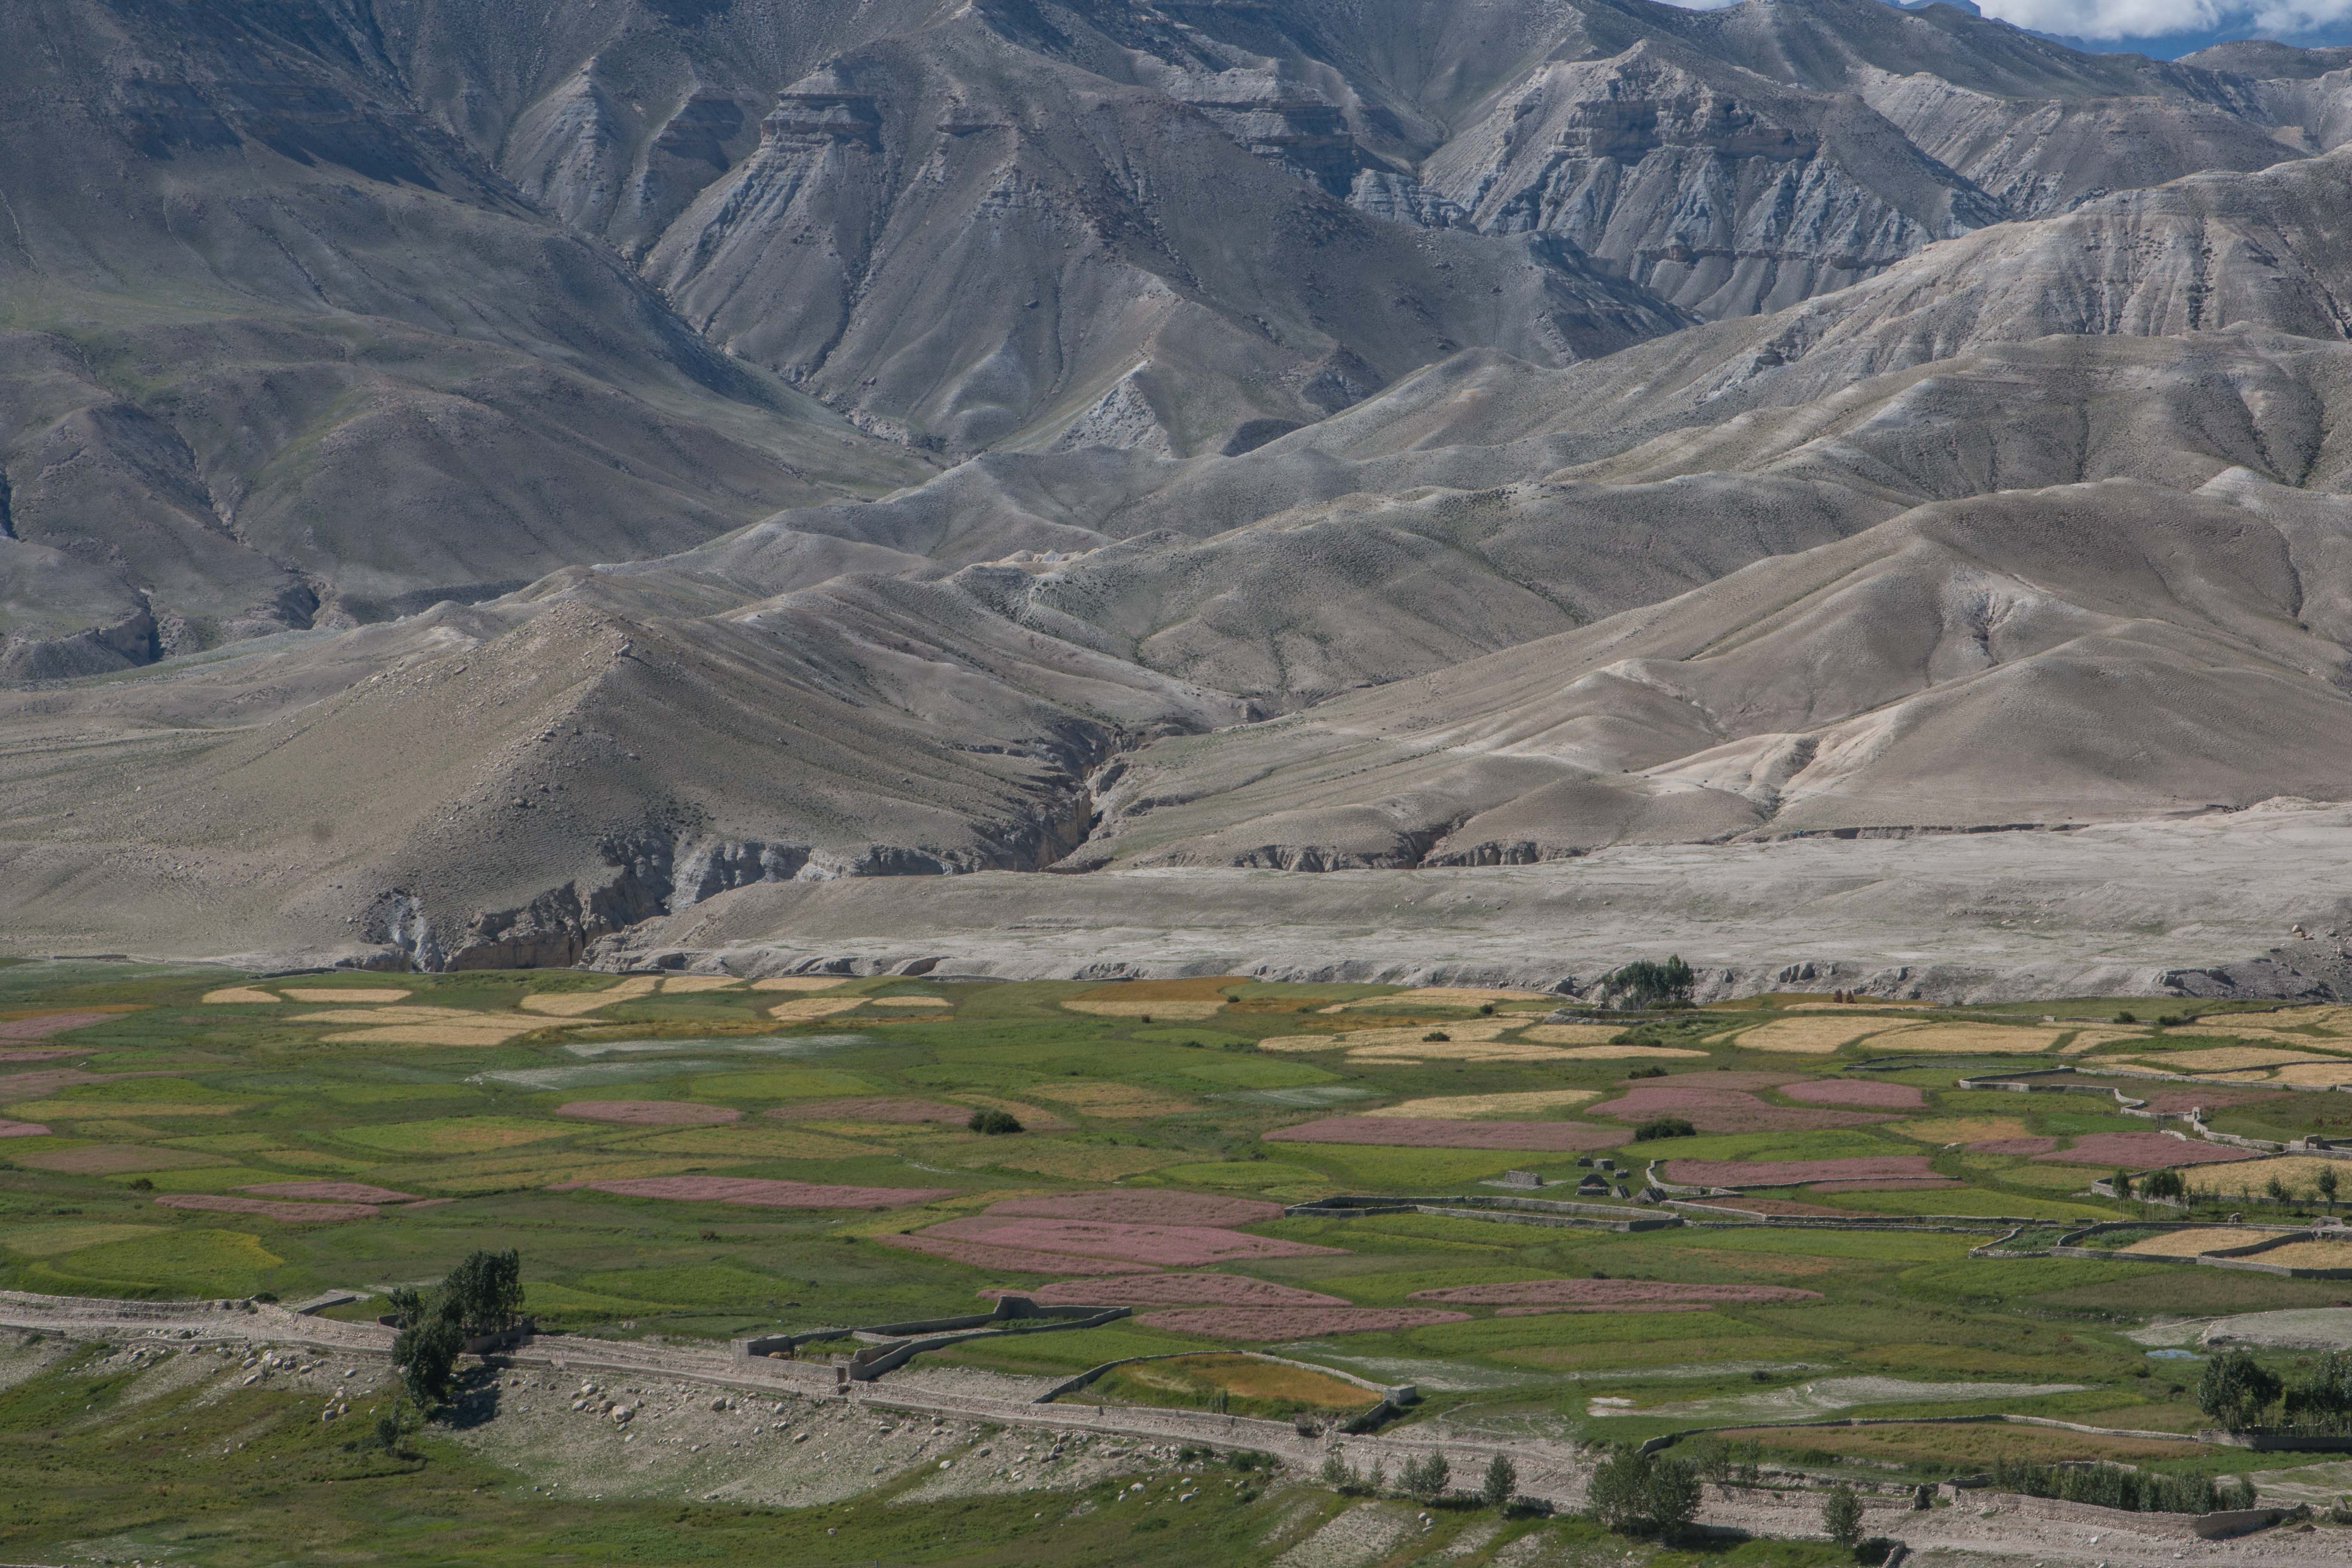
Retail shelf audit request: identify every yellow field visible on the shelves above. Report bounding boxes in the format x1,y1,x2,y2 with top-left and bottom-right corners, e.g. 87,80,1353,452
1896,1116,2034,1144
2245,1005,2352,1034
2240,1240,2352,1269
1541,1044,1710,1062
279,988,412,1003
866,995,952,1008
1351,1043,1587,1064
1717,1017,1890,1054
1786,1000,1933,1011
2057,1027,2158,1053
1027,1081,1200,1118
2262,1061,2352,1087
1259,1020,1516,1055
1324,987,1552,1011
1073,977,1242,1000
1059,998,1225,1019
1869,1024,2067,1054
749,977,849,992
2117,1228,2283,1257
292,1006,494,1024
200,986,280,1004
1366,1089,1600,1119
658,976,743,993
2134,1047,2330,1072
321,1023,539,1046
519,977,660,1016
1116,1354,1371,1408
2194,1155,2352,1191
1520,1024,1635,1045
766,997,868,1023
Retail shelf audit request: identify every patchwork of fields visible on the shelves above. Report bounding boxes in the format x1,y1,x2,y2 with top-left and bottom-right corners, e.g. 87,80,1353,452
7,959,2352,1495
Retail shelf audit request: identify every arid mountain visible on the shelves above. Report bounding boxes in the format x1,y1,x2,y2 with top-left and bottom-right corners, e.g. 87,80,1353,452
11,0,2352,977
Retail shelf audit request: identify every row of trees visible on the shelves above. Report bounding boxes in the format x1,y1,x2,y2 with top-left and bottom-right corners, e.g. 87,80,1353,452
2200,1346,2352,1433
389,1248,526,1411
1318,1450,1519,1508
1984,1458,2256,1514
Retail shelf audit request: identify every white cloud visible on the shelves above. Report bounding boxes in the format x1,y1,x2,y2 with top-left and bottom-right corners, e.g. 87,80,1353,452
1972,0,2352,40
1653,0,2352,42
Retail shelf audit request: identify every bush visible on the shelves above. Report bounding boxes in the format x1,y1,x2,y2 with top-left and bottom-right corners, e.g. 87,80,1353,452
1633,1117,1696,1141
1823,1483,1864,1547
1587,1447,1702,1539
2199,1348,2283,1430
1606,956,1696,1009
968,1108,1023,1135
127,1178,153,1192
1626,1065,1667,1080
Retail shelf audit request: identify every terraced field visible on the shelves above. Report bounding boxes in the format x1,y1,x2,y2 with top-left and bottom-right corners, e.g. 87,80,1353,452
7,962,2352,1563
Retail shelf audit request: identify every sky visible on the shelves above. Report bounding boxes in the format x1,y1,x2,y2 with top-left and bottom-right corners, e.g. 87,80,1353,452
1661,0,2352,55
1970,0,2352,42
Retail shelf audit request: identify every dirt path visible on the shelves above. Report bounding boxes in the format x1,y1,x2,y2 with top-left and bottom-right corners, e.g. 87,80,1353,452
4,1290,2349,1564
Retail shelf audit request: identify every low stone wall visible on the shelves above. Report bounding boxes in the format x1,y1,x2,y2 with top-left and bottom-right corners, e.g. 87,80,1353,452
1977,1492,2285,1540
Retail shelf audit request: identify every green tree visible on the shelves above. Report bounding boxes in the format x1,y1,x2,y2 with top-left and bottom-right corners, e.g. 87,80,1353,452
2110,1169,2132,1200
1402,1450,1451,1501
1823,1483,1865,1548
383,1285,426,1329
2142,1167,2185,1201
394,1316,464,1410
1607,957,1696,1009
1481,1453,1517,1509
2320,1166,2340,1212
2199,1348,2283,1430
968,1108,1023,1135
441,1248,524,1338
2267,1174,2292,1205
1587,1447,1702,1540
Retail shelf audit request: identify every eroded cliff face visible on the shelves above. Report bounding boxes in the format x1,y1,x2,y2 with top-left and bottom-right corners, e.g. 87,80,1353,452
1410,45,2001,318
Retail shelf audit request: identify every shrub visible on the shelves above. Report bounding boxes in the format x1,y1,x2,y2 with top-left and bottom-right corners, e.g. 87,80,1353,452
1422,1031,1450,1043
127,1178,153,1192
2199,1348,2283,1430
2114,1011,2137,1024
1587,1446,1702,1539
1626,1065,1666,1080
968,1109,1023,1135
1633,1117,1696,1141
1823,1483,1864,1547
1606,957,1696,1009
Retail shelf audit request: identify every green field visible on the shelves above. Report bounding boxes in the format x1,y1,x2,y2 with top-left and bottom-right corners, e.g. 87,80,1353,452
6,963,2352,1563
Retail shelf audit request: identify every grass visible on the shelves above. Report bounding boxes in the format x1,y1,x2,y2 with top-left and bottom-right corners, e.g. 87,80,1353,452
7,965,2334,1548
